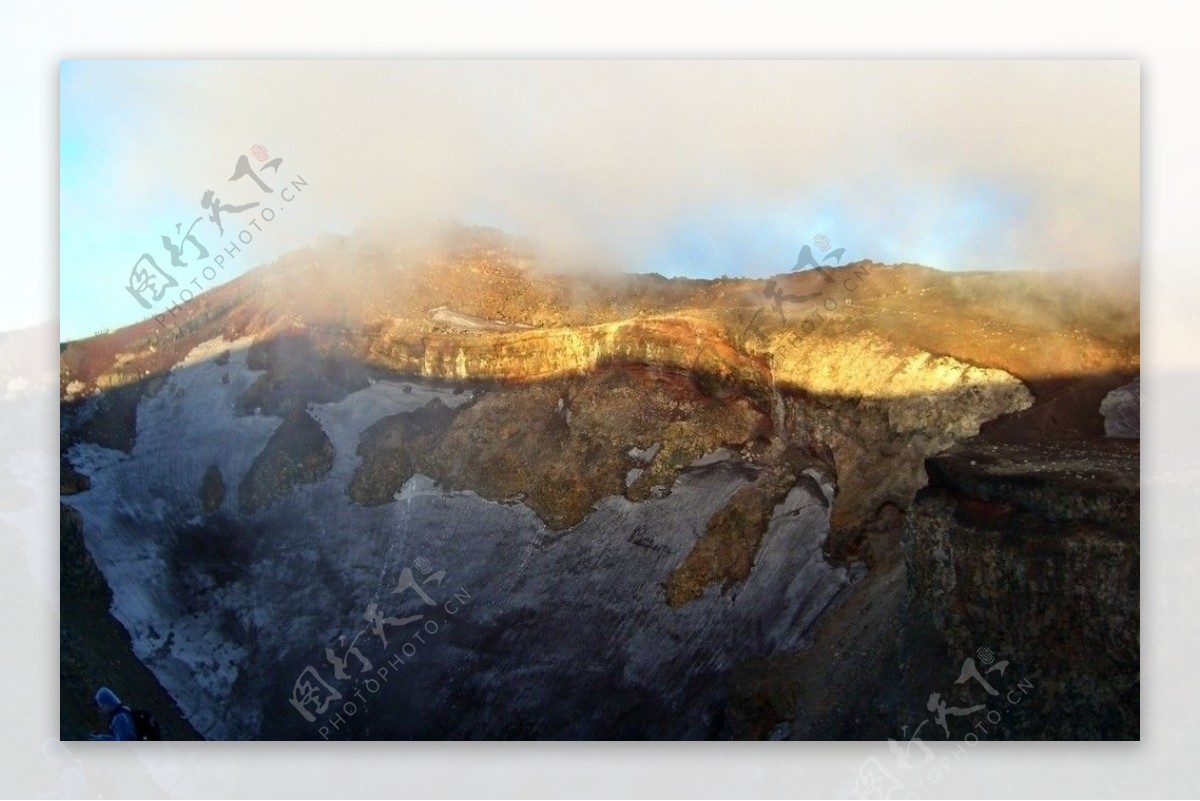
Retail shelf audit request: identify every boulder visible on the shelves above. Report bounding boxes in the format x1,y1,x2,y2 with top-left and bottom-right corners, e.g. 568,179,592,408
1100,376,1139,438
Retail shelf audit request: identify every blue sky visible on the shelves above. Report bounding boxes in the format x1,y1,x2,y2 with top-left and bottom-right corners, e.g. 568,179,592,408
60,60,1138,341
636,183,1029,279
60,61,323,340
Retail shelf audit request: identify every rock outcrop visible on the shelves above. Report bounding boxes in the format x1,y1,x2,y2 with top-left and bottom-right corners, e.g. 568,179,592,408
370,316,772,393
199,464,225,513
57,235,1139,741
238,409,336,513
904,439,1139,739
767,332,1034,552
62,342,861,739
370,322,1033,546
1099,376,1140,438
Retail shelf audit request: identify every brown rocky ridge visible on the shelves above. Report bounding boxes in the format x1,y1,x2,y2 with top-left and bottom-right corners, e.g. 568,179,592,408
59,226,1139,739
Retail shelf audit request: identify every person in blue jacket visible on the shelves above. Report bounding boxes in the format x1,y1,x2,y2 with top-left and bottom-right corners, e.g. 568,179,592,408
88,687,135,741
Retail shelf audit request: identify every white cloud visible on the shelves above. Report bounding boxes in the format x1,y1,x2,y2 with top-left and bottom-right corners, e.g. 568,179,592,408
70,60,1140,273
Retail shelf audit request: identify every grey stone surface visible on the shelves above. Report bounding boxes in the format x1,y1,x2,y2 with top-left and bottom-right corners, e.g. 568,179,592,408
1100,376,1139,439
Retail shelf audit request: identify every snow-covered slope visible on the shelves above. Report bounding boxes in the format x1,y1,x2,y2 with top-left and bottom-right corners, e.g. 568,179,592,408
66,338,857,739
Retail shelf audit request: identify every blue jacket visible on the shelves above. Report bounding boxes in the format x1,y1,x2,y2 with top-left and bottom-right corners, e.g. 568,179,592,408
92,687,136,741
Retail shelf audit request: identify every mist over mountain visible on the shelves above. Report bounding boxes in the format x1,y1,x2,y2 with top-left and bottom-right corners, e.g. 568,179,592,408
60,226,1138,740
62,60,1139,340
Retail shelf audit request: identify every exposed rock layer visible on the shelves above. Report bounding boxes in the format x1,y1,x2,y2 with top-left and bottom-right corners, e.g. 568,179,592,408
904,440,1139,739
57,236,1140,741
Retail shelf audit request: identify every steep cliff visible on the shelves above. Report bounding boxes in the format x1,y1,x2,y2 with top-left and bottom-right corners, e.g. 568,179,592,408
904,440,1139,739
365,319,1033,548
58,235,1139,740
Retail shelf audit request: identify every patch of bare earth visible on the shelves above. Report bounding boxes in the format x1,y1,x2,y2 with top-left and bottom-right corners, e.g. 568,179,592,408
238,410,335,513
664,466,797,607
349,366,772,530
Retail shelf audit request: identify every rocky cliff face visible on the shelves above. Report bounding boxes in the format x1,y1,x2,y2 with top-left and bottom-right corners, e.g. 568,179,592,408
369,316,770,390
903,440,1139,739
58,236,1139,740
368,319,1034,548
766,331,1033,552
59,328,1039,740
62,338,862,739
